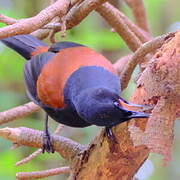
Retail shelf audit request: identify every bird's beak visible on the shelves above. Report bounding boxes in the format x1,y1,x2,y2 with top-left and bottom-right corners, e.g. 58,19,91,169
126,110,149,119
118,97,152,111
114,100,150,119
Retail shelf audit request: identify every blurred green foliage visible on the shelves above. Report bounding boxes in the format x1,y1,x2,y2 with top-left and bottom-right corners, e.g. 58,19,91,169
0,0,179,179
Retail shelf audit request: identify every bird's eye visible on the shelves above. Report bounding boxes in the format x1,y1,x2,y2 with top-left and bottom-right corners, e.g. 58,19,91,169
113,101,120,108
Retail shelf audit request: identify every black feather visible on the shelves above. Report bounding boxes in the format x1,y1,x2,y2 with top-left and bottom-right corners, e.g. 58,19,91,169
24,52,55,104
1,35,48,60
48,41,84,53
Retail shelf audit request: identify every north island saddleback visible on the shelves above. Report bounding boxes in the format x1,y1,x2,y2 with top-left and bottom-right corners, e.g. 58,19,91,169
1,35,149,153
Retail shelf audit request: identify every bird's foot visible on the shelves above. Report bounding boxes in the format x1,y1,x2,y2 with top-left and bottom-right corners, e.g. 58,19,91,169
42,130,54,153
105,127,118,144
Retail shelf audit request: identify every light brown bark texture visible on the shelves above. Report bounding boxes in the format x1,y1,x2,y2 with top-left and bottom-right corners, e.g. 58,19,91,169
69,31,180,180
129,30,180,163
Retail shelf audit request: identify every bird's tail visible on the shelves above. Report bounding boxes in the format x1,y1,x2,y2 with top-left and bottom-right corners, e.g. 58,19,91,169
0,34,48,60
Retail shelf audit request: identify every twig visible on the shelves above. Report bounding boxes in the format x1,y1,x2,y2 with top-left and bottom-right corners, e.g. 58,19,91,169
11,143,21,150
0,0,70,39
41,22,61,29
16,166,70,180
16,149,43,166
120,32,175,90
0,102,40,125
113,54,133,76
0,14,51,40
50,0,57,4
96,2,142,52
124,0,150,33
0,14,17,25
31,29,51,40
71,0,84,7
54,124,65,135
0,127,85,161
15,124,65,166
48,16,61,43
65,0,108,29
60,16,67,38
116,9,152,42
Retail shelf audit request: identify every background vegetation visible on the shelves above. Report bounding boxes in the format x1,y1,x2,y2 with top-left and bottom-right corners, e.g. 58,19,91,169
0,0,179,179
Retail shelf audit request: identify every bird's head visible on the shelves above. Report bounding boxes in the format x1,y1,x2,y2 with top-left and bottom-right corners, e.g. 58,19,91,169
73,87,149,127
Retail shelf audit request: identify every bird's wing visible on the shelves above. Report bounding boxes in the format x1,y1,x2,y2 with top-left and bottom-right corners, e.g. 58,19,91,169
24,52,55,105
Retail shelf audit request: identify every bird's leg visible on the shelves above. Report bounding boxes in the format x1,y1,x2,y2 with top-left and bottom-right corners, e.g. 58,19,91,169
105,126,118,144
42,114,54,153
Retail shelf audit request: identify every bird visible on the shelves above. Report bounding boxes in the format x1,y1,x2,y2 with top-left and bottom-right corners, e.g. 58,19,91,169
1,34,149,153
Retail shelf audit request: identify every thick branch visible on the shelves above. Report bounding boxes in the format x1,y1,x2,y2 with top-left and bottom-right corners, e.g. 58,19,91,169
69,123,149,179
0,0,70,39
15,125,64,166
129,30,180,164
0,127,86,161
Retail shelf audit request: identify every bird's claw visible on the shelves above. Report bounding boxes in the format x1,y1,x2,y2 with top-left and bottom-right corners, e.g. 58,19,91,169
105,127,118,144
42,131,54,153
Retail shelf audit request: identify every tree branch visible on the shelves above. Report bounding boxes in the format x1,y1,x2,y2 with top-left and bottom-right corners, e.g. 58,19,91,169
16,149,42,166
96,2,142,52
0,127,86,161
16,166,70,180
129,30,180,164
115,9,152,43
15,124,64,166
0,102,40,125
0,0,70,39
0,14,17,25
120,32,175,90
113,54,133,76
65,0,108,29
124,0,150,33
